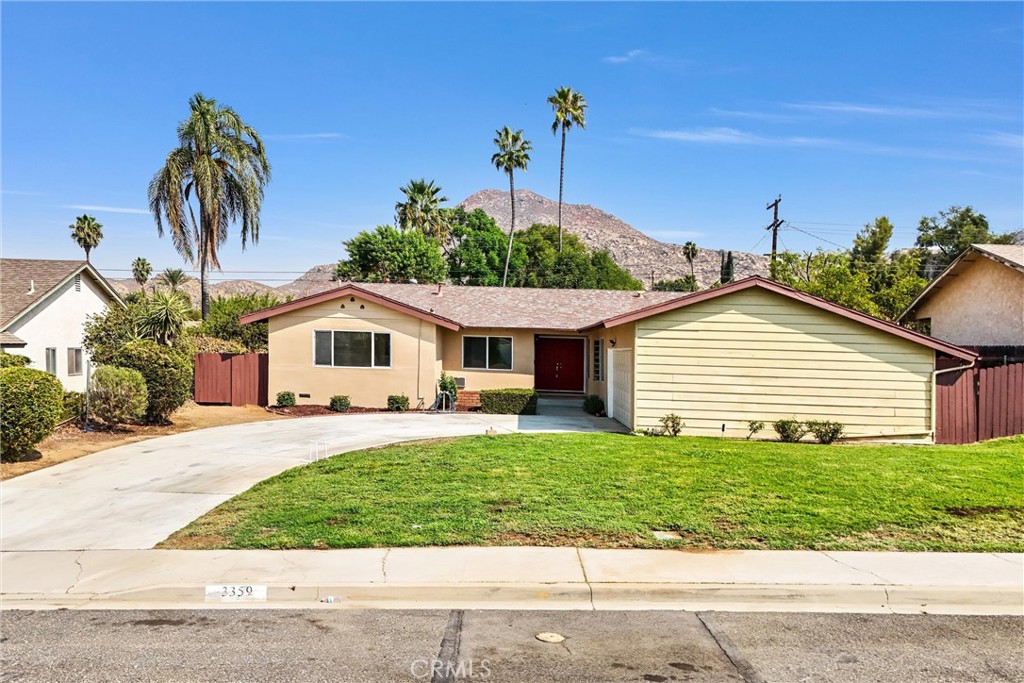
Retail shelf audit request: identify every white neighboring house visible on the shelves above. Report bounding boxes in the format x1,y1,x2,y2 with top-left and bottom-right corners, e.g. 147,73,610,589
0,259,124,391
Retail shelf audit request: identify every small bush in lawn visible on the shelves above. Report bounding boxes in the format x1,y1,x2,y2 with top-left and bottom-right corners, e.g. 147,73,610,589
438,371,458,402
90,365,148,427
0,367,63,459
805,420,845,445
387,394,410,412
111,341,192,424
746,420,765,440
659,412,684,436
582,394,605,415
479,388,538,415
62,391,86,423
329,394,351,413
773,418,808,443
276,391,296,407
0,352,31,368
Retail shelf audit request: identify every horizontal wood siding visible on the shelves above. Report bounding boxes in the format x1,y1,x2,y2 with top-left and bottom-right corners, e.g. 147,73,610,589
634,288,935,440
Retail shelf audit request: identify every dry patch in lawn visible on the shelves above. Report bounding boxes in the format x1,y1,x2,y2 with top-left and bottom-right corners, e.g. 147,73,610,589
1,403,287,480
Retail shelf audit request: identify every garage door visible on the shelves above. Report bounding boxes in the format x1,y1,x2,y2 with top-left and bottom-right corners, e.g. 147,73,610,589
608,348,634,430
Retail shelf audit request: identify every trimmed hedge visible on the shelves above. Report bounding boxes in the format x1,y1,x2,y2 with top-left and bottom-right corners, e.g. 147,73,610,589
387,394,410,412
0,367,64,459
111,341,192,424
0,352,31,368
276,391,296,407
91,365,148,427
479,388,538,415
329,394,351,412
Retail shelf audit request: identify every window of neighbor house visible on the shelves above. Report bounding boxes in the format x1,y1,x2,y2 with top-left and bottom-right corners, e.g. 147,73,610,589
593,338,603,381
67,348,83,376
463,336,513,371
313,330,391,368
45,348,57,375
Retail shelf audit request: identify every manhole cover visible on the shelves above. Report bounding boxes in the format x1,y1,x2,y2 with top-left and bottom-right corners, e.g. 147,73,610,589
652,530,682,540
536,632,565,643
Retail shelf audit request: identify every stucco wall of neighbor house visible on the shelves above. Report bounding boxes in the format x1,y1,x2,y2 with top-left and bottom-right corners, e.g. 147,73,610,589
267,294,438,408
3,273,114,392
915,257,1024,346
633,287,936,441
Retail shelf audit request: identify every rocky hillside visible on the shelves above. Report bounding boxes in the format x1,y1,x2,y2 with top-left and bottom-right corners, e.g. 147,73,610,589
460,189,769,288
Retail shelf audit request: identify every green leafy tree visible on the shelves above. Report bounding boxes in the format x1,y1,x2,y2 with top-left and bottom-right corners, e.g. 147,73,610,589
141,290,192,346
653,276,697,292
511,224,641,290
131,257,152,295
395,179,450,244
851,216,894,269
548,86,588,252
873,250,928,320
69,214,103,262
83,301,148,364
772,250,880,316
915,206,1016,275
200,292,282,351
156,267,190,292
491,126,532,287
149,93,271,320
682,241,699,284
337,225,447,284
446,208,528,285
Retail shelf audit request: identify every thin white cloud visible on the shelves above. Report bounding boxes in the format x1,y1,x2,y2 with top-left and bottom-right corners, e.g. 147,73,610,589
602,49,694,70
64,204,150,215
784,102,942,117
603,49,649,64
977,132,1024,149
0,189,43,196
709,108,800,123
637,127,835,147
264,132,346,141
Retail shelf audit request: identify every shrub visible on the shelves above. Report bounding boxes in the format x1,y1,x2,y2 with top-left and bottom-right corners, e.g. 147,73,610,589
479,388,538,415
582,394,605,415
0,367,63,459
175,328,248,357
111,341,192,424
659,413,684,436
0,352,31,368
773,418,808,443
62,391,86,422
200,293,283,352
329,394,351,413
438,371,458,402
805,420,845,445
276,391,296,407
89,365,148,427
746,420,765,440
387,394,410,412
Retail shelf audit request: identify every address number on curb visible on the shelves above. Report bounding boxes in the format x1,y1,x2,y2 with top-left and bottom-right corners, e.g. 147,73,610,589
205,585,268,602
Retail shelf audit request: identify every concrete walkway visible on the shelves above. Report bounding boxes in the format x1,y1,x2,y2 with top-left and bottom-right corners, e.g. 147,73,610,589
2,547,1021,614
0,409,618,551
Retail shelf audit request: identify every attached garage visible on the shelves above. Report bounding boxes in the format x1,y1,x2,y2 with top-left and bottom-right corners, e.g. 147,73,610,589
607,347,634,429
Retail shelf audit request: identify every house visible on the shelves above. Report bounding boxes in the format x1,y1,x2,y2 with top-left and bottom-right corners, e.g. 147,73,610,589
900,244,1024,362
241,276,974,442
0,259,124,391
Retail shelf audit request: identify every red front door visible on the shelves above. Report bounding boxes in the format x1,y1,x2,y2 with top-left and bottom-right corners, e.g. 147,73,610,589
535,337,585,392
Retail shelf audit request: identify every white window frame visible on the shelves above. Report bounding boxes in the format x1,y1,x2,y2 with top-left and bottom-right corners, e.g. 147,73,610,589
592,338,604,381
45,347,57,375
461,335,514,372
312,329,392,369
67,347,83,376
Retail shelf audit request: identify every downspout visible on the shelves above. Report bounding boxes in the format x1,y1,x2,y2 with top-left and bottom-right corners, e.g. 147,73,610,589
931,356,976,441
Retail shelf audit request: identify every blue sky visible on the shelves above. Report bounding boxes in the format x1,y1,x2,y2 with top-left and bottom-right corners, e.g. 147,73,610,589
2,2,1021,283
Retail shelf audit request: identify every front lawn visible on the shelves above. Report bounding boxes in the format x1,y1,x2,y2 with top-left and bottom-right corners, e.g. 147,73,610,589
161,434,1024,552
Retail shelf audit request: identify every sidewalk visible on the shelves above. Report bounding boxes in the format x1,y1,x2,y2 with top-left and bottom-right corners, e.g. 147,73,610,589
2,547,1020,615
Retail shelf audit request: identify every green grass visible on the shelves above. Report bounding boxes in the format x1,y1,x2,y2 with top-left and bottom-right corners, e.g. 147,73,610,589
161,434,1024,552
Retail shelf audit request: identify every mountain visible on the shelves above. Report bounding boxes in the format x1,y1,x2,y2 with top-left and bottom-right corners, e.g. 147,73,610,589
460,189,769,288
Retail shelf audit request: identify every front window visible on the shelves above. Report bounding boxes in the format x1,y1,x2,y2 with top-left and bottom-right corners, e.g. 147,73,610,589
67,348,83,376
463,335,513,371
314,330,391,368
45,348,57,375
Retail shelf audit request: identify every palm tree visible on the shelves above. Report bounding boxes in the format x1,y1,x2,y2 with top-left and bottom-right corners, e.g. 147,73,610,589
156,267,189,292
141,289,191,346
396,178,450,243
149,93,271,320
683,241,699,283
548,87,587,252
491,126,532,287
69,215,103,262
131,257,152,295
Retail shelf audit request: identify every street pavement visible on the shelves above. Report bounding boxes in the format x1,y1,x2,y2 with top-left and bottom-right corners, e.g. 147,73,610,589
1,609,1021,682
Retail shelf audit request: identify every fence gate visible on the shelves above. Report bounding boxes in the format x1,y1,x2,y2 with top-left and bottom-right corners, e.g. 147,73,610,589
935,362,1023,444
194,353,269,407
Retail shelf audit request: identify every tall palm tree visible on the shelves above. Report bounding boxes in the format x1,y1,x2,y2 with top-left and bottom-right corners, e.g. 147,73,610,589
149,93,271,320
396,178,450,243
131,257,152,295
69,215,103,262
683,241,699,283
548,87,587,252
156,267,189,292
491,126,532,287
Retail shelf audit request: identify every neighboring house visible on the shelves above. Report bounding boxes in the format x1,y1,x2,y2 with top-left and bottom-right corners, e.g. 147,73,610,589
242,276,974,442
0,259,124,391
900,244,1024,359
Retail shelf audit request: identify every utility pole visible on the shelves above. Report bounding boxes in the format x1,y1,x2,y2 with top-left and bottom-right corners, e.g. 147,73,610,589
765,195,782,264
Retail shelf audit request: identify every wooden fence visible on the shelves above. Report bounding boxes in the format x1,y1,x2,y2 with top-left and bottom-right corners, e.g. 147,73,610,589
935,362,1023,444
194,353,269,407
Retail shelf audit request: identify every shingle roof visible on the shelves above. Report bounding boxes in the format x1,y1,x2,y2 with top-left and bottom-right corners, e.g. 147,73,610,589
973,243,1024,272
0,331,27,346
0,258,122,329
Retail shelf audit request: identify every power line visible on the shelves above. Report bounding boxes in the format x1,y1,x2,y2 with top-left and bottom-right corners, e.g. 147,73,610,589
784,224,848,249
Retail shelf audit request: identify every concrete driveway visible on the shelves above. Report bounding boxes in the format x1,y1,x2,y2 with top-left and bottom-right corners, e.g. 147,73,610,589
0,408,619,552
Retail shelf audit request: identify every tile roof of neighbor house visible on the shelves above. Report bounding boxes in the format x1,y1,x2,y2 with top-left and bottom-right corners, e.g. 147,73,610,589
241,276,976,360
0,258,123,330
898,243,1024,322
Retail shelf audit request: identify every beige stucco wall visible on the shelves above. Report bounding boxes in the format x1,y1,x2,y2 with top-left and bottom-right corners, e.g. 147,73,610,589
267,294,438,408
915,257,1024,346
633,288,936,441
586,322,635,403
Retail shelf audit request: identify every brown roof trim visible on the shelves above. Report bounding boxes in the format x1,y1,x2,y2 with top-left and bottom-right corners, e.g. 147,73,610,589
239,283,462,331
581,276,977,361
